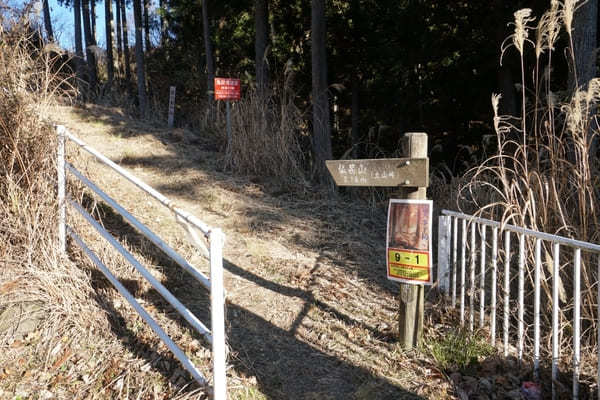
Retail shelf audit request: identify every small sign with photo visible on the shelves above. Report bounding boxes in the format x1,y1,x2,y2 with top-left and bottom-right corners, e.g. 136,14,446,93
386,199,433,285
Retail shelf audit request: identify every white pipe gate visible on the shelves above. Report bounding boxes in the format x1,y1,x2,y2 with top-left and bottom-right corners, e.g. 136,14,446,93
438,209,600,400
56,126,227,399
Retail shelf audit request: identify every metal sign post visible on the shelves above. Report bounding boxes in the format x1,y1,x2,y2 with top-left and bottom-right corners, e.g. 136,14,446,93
214,77,241,154
326,132,429,349
226,100,231,153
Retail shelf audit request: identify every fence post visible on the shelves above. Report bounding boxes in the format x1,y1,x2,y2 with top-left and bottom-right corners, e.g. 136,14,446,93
210,228,226,399
397,132,427,349
437,215,450,295
57,125,66,253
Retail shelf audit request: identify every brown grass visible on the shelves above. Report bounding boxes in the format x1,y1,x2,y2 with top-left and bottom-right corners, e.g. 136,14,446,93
219,72,307,187
0,10,211,399
460,1,600,388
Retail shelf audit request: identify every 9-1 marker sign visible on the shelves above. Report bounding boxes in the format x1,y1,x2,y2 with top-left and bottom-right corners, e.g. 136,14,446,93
386,199,433,285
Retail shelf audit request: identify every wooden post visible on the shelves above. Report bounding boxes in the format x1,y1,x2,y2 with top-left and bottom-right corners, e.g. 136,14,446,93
168,86,176,128
323,132,429,348
397,132,427,349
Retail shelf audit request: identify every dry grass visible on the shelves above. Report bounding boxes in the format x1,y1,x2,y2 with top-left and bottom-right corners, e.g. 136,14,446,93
218,72,307,187
459,1,600,389
0,10,211,400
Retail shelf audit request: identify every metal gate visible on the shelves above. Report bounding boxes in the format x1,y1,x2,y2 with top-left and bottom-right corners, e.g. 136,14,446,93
57,125,227,399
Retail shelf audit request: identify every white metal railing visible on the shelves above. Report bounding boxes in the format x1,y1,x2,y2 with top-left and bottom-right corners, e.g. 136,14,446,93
437,209,600,400
56,125,227,399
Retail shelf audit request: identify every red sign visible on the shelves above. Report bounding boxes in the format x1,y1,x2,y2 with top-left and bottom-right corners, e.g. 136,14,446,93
214,78,241,101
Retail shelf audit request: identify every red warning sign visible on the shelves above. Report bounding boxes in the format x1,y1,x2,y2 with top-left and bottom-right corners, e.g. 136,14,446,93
214,78,241,101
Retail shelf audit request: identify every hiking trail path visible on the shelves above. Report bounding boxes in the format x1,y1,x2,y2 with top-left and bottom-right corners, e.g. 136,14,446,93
50,103,450,400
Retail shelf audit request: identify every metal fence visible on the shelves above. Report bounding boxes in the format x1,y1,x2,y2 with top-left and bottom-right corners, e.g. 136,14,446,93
56,125,227,399
437,209,600,400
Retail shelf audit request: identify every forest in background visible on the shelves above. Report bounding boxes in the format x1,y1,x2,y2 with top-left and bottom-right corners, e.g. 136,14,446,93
33,0,599,184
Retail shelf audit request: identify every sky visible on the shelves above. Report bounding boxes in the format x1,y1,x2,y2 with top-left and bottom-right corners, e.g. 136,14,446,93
43,0,136,52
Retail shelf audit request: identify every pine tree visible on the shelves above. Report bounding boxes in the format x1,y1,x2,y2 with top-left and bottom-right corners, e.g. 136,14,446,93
133,0,147,115
311,0,333,189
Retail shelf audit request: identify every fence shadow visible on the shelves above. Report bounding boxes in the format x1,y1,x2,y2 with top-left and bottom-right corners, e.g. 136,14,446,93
64,104,399,299
72,195,422,399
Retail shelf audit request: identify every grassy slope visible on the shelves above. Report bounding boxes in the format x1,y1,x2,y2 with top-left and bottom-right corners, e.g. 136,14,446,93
42,102,452,399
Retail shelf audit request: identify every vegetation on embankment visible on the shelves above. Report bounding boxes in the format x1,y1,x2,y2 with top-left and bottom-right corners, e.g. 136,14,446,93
0,13,210,400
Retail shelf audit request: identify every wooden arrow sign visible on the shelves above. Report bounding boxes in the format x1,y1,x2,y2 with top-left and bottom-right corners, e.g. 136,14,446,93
325,158,429,187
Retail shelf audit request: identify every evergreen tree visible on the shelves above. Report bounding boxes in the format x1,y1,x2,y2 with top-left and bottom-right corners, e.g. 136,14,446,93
120,0,132,83
133,0,147,115
202,0,215,103
311,0,333,189
255,0,269,96
105,0,115,89
82,0,98,93
42,0,54,41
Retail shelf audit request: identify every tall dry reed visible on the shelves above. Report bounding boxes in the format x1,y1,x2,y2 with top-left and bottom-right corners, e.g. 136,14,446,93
219,67,307,186
460,0,600,380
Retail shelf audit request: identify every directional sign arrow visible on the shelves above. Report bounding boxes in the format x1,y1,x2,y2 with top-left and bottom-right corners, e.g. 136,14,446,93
325,158,429,187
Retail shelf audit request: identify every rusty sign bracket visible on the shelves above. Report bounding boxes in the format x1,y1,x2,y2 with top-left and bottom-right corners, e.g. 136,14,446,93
325,158,429,187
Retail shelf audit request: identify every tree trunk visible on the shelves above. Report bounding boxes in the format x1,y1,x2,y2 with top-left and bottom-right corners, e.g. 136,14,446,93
350,0,360,158
90,0,96,42
105,0,115,89
571,0,599,155
82,0,97,94
144,0,151,50
202,0,215,105
351,77,360,158
120,0,132,83
73,0,84,92
571,0,598,90
115,0,122,77
311,0,333,189
42,0,54,42
159,0,167,45
133,0,147,115
254,0,269,97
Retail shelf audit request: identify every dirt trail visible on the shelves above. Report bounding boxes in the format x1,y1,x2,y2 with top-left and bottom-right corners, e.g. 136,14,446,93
50,103,451,399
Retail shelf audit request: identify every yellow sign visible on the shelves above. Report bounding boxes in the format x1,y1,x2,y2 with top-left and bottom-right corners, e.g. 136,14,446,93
386,199,433,285
388,249,429,267
388,263,430,282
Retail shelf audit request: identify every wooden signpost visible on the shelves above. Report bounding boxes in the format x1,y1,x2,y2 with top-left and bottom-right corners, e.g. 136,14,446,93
168,86,176,128
325,158,428,187
326,132,429,349
214,78,241,153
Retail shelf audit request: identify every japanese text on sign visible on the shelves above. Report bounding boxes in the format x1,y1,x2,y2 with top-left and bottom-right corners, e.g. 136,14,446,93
325,158,428,187
386,199,433,285
334,161,394,185
214,78,241,101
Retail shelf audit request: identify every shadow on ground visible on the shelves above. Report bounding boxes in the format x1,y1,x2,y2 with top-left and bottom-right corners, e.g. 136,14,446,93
64,104,399,298
71,196,422,399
